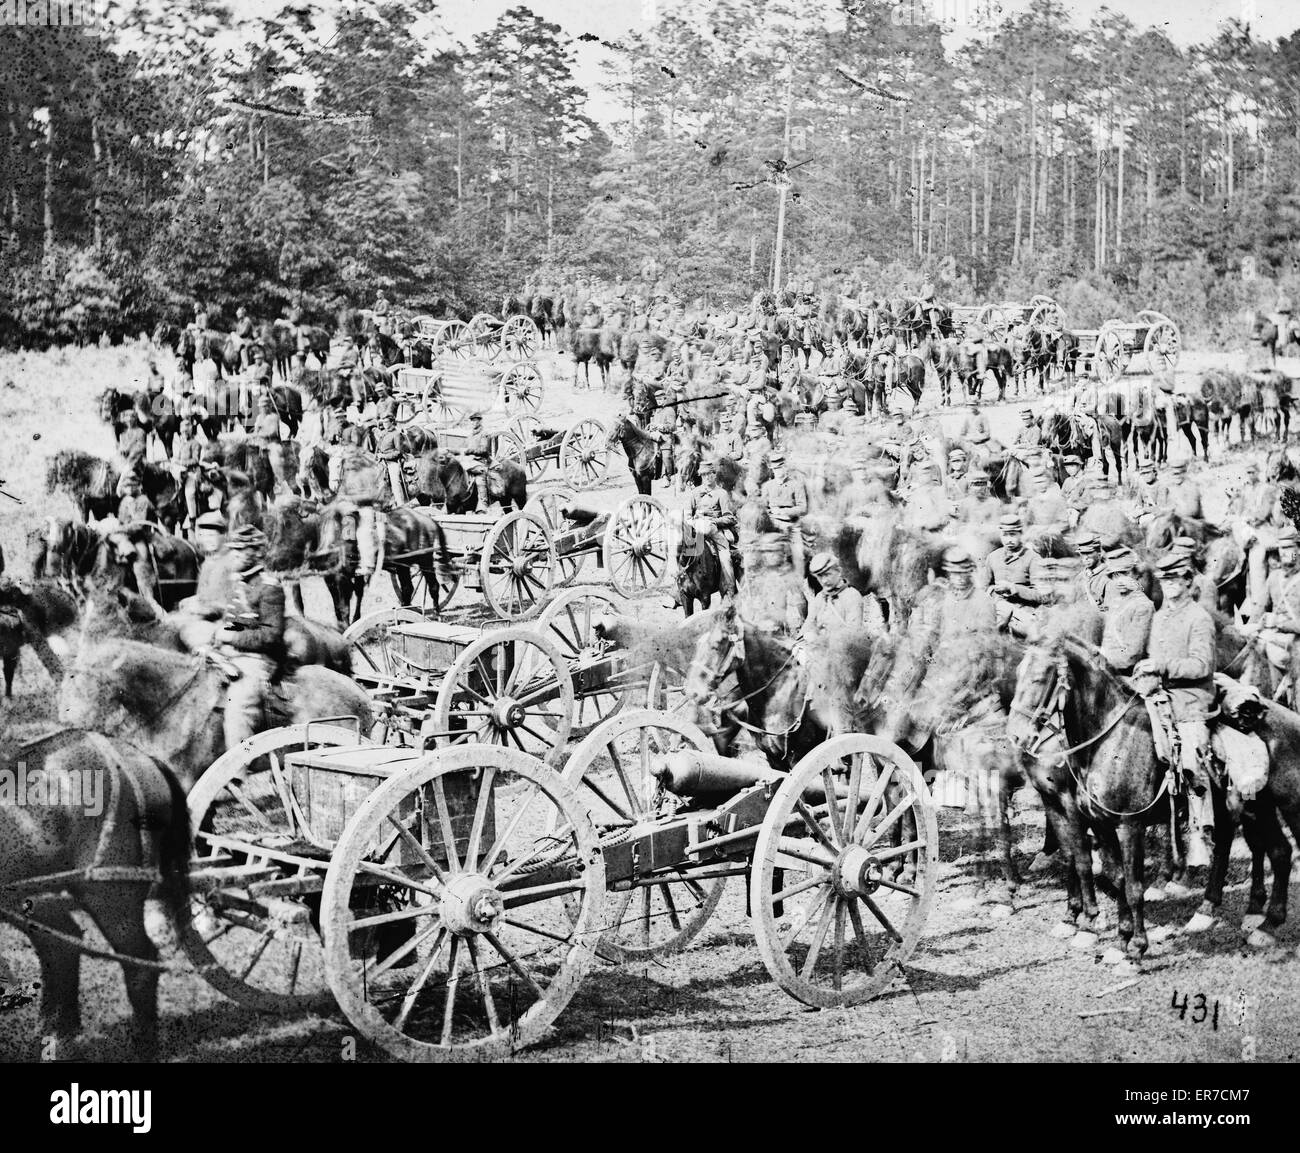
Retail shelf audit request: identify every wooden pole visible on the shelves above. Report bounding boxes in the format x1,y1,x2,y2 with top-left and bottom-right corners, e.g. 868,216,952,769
772,62,793,294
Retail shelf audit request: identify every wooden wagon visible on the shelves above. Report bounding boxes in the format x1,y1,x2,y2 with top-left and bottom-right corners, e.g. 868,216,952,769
493,415,611,490
180,710,935,1059
393,361,544,427
1069,310,1181,383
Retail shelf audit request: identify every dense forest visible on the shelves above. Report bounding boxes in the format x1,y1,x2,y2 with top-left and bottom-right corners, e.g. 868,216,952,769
2,0,1299,345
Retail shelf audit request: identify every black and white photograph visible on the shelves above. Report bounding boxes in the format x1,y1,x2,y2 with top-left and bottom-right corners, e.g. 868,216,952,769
0,0,1296,1096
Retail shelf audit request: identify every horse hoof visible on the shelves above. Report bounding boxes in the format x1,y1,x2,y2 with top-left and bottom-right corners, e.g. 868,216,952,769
1241,913,1267,933
1163,880,1195,899
1246,928,1277,950
1049,920,1078,940
1184,911,1216,934
1101,945,1126,964
1071,930,1100,951
1143,885,1166,902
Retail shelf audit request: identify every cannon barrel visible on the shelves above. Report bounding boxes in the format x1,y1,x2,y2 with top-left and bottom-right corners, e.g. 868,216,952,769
560,502,601,527
655,749,855,804
655,750,782,798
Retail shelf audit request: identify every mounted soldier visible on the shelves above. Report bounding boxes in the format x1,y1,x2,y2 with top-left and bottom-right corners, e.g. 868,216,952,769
171,416,206,536
461,412,495,512
1133,553,1219,864
801,551,879,649
1099,550,1154,676
214,525,286,758
986,513,1052,633
1241,525,1300,704
685,458,739,598
761,450,809,578
374,411,407,505
372,289,393,336
1072,531,1109,610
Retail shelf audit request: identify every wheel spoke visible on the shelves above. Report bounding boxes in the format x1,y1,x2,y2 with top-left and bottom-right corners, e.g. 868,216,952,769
865,792,918,848
800,896,837,977
482,931,546,999
440,937,462,1046
391,928,447,1032
862,893,904,942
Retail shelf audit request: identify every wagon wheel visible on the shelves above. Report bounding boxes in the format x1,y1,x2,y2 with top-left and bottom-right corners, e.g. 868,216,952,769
402,552,462,617
394,396,420,425
479,511,556,620
604,496,669,597
560,710,728,960
437,320,473,362
1094,324,1126,384
524,485,583,585
559,418,609,489
980,305,1010,343
501,315,541,360
321,745,604,1062
421,376,464,427
411,315,440,341
537,586,632,737
179,722,373,1014
343,607,428,679
750,734,937,1008
500,363,544,416
465,313,499,360
431,626,574,764
499,415,545,482
1028,300,1061,330
1142,316,1181,375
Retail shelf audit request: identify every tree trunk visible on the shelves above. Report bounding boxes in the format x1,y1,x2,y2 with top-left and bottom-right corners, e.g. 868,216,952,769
982,151,991,259
7,99,21,247
1027,75,1037,255
91,114,103,253
42,108,55,266
1013,174,1023,263
1116,121,1124,264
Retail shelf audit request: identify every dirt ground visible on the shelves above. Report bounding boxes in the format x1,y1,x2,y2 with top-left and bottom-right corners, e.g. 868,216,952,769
1,338,1298,1063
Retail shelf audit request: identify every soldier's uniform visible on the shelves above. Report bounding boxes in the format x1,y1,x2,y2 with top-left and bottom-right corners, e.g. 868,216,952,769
687,476,739,595
1013,409,1044,449
375,420,406,504
463,418,494,511
217,527,287,754
1100,556,1154,675
1141,555,1218,826
119,421,148,473
715,423,745,461
251,404,281,444
649,392,677,479
1248,527,1300,694
802,553,878,641
986,514,1051,632
958,406,991,466
1059,455,1088,515
172,427,206,530
761,456,809,576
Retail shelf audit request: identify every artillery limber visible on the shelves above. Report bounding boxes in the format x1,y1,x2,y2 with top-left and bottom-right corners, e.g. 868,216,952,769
1069,310,1181,383
181,710,936,1060
493,414,611,490
393,360,544,428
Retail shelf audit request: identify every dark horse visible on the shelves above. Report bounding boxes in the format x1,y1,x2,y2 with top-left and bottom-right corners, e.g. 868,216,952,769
1008,634,1300,964
1042,410,1125,482
670,512,735,617
607,413,660,496
412,451,527,514
0,729,189,1058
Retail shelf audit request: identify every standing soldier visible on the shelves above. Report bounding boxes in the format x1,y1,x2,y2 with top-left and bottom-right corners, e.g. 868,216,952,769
374,412,406,505
715,410,745,461
1100,551,1155,676
761,450,809,577
462,412,494,512
1134,553,1218,864
214,525,286,758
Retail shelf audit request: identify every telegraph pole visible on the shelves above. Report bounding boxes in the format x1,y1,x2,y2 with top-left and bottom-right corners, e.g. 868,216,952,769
771,60,794,294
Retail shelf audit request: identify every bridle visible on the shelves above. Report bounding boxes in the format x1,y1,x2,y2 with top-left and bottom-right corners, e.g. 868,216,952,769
686,623,807,743
1008,643,1170,819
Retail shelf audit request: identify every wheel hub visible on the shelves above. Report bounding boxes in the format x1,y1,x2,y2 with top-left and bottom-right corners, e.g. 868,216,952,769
491,696,526,728
511,555,533,576
439,874,504,935
832,844,882,898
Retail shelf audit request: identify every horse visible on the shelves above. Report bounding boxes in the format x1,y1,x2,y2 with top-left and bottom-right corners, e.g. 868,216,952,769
0,577,75,695
607,413,661,496
0,729,190,1058
868,351,927,415
668,511,733,617
682,601,877,769
1041,411,1124,482
411,450,527,514
1172,394,1211,462
1251,311,1279,364
59,640,374,786
570,325,617,390
93,523,200,613
1011,324,1058,395
45,451,181,530
955,342,1014,402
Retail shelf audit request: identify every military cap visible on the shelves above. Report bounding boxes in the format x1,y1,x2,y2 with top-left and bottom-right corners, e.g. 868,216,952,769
1021,407,1035,418
967,471,990,487
1156,554,1193,577
810,551,839,576
469,411,484,424
1062,453,1082,467
948,447,968,461
196,511,227,532
1106,551,1137,576
1169,458,1188,473
770,450,786,466
942,546,975,572
1075,531,1100,553
999,513,1023,531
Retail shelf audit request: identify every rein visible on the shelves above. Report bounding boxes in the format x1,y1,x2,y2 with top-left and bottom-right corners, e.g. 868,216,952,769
689,629,808,741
